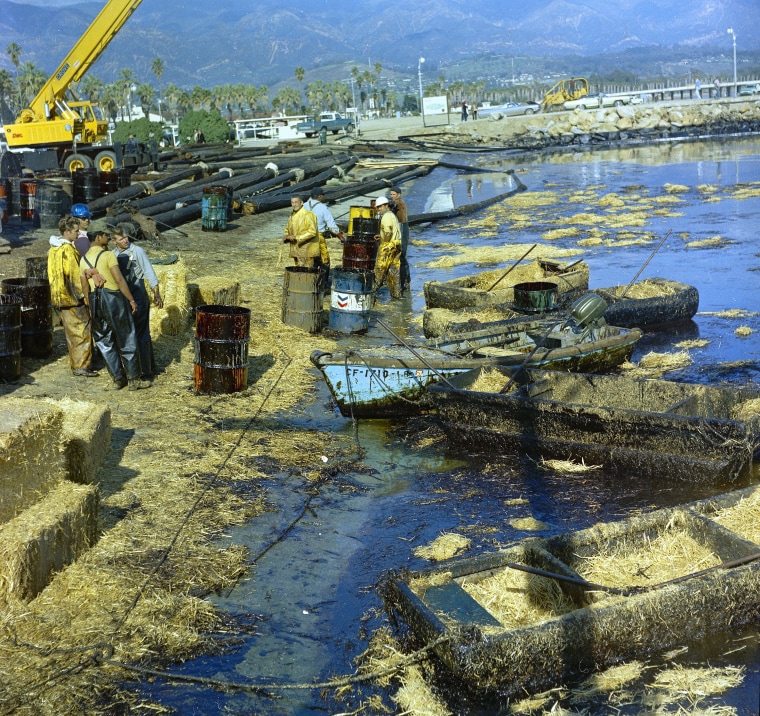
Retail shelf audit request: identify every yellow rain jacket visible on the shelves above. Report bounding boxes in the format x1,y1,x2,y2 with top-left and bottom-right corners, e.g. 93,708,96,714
284,207,320,266
375,210,402,298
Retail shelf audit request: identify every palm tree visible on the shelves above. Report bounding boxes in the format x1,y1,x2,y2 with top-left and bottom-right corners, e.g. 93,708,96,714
102,83,122,123
6,42,21,110
79,74,104,102
294,66,305,108
16,61,46,108
0,69,14,119
151,57,164,120
136,82,155,118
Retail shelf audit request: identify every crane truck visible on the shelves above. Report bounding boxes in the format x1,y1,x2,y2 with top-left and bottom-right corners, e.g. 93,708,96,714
2,0,157,173
541,78,590,112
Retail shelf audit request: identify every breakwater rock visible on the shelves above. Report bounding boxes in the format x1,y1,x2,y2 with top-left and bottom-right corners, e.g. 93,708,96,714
413,99,760,150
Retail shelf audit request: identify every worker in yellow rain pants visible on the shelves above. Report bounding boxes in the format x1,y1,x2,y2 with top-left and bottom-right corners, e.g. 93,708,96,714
373,195,402,299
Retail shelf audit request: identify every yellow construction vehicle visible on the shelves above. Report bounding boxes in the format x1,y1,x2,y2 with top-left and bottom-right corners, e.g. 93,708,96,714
541,78,589,112
3,0,157,173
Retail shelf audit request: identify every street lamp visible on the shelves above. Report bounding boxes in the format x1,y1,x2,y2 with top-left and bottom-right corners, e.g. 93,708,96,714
727,28,737,97
418,57,425,117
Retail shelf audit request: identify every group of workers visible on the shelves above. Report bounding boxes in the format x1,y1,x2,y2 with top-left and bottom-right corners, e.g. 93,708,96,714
46,203,163,390
283,185,410,300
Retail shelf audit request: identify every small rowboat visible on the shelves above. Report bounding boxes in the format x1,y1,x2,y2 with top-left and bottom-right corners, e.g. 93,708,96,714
425,364,760,482
310,308,641,419
380,485,760,701
423,277,699,338
423,258,590,310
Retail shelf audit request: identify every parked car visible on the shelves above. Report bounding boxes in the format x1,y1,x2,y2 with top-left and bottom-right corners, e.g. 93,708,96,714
563,93,642,110
738,84,760,96
478,101,540,118
296,112,354,137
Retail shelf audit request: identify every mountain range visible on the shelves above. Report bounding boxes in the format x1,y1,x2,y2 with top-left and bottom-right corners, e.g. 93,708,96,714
2,0,759,90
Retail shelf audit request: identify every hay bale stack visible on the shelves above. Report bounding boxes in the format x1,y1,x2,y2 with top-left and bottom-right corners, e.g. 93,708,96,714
0,400,65,524
150,257,191,338
188,276,242,308
0,482,98,602
42,398,111,484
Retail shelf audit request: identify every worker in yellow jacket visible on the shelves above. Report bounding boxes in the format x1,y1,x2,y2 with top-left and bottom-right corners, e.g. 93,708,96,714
373,195,402,299
283,194,321,269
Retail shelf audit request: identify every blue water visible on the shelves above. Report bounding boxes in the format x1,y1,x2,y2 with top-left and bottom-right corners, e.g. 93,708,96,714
139,136,760,715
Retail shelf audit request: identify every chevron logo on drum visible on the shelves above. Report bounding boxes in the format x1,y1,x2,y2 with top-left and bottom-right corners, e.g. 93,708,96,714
336,294,349,308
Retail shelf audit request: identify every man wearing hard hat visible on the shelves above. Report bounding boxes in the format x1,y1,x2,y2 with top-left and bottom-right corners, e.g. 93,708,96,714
373,196,402,299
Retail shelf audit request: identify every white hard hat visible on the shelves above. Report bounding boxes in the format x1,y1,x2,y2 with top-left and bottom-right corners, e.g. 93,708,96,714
375,195,389,207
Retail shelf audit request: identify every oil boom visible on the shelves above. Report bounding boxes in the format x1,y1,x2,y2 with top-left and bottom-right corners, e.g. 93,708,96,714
3,0,157,173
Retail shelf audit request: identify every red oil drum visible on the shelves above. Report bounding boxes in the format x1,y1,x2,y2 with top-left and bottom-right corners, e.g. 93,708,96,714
193,304,250,394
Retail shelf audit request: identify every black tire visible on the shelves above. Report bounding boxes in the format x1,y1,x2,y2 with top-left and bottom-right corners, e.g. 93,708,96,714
346,123,355,132
94,150,117,172
63,153,93,173
614,100,624,107
577,104,587,111
305,132,315,138
523,108,535,115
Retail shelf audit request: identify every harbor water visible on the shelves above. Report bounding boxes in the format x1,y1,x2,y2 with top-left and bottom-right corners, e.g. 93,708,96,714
141,135,760,714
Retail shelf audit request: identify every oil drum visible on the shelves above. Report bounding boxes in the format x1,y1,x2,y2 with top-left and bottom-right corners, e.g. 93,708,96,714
0,277,53,357
193,304,250,394
281,266,323,333
0,294,22,381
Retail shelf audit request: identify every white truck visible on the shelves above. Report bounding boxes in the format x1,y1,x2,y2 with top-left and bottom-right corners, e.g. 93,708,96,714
296,112,355,138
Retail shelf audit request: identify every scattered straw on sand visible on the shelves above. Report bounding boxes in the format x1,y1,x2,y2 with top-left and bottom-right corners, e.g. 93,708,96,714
676,338,711,349
686,236,728,248
392,664,452,716
569,661,644,703
713,488,760,544
664,183,690,193
620,350,692,378
699,309,758,319
735,325,753,336
648,664,745,699
539,457,603,473
508,516,549,531
413,533,471,561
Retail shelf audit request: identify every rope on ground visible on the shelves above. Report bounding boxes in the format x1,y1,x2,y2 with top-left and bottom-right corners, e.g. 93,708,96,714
93,634,452,695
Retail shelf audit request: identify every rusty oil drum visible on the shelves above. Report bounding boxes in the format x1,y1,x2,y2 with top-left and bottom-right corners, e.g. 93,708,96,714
513,281,560,313
341,237,379,272
193,304,250,394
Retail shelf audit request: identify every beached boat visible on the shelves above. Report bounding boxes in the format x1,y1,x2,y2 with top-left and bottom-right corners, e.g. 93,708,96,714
423,277,699,338
425,365,760,482
380,485,760,701
310,310,641,419
423,257,590,310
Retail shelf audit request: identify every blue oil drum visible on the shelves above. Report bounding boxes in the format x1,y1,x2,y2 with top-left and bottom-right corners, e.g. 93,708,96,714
201,186,228,232
328,269,374,334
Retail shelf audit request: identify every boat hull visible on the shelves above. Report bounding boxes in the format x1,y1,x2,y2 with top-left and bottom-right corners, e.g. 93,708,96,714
380,486,760,700
311,321,641,419
427,366,760,482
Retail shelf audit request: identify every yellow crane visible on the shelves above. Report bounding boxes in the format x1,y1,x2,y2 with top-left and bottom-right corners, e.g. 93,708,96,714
541,78,589,112
3,0,155,173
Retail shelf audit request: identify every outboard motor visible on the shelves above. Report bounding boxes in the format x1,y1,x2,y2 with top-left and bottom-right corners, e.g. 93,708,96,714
569,293,608,333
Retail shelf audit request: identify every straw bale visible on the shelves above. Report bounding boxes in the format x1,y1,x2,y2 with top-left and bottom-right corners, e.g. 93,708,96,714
414,532,471,561
149,257,191,338
0,400,66,525
0,482,98,602
41,398,111,484
188,275,241,307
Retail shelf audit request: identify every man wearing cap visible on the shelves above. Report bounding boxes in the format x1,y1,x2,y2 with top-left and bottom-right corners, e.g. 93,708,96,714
283,194,321,270
80,226,151,391
373,196,402,299
389,187,410,292
71,203,94,257
305,188,345,289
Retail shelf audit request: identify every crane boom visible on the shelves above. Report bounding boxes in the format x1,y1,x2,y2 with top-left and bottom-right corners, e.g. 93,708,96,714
3,0,154,174
25,0,144,123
